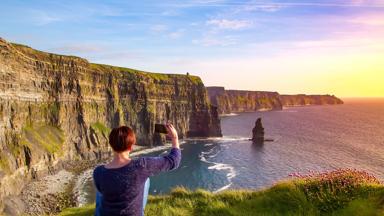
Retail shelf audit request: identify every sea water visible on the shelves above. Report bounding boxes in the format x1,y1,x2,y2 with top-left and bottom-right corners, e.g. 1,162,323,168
76,98,384,205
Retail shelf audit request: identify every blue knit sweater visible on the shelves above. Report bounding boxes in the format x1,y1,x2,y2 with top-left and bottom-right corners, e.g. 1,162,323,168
93,148,181,216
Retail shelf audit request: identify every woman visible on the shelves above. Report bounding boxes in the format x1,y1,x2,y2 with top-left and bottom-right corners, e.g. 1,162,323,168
93,123,181,216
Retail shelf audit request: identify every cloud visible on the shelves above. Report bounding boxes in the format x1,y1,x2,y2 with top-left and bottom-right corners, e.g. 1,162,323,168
349,0,384,6
267,2,384,8
151,25,168,32
149,26,185,39
49,44,104,54
171,1,384,8
239,3,284,12
30,10,62,25
192,35,237,46
292,38,379,49
206,19,252,30
96,52,142,60
161,10,180,16
349,15,384,26
168,29,185,39
168,0,228,8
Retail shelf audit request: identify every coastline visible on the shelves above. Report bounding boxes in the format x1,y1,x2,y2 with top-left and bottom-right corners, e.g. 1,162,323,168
60,169,384,216
18,139,202,214
21,170,75,215
218,103,344,117
17,145,148,215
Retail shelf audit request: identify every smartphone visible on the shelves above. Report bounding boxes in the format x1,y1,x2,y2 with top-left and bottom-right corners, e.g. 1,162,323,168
155,124,168,134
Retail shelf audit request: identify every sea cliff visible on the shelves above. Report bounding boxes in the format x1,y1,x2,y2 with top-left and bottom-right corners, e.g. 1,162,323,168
207,87,343,114
0,38,221,212
207,87,283,114
280,94,344,106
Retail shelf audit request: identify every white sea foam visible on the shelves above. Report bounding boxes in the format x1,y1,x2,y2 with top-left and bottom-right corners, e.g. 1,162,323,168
220,136,249,141
281,107,298,112
73,169,93,207
199,154,208,162
187,136,249,143
220,113,239,117
207,151,220,158
214,183,232,193
199,147,237,193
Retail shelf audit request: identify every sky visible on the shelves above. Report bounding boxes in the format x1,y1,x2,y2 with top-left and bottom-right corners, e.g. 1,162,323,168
1,0,384,97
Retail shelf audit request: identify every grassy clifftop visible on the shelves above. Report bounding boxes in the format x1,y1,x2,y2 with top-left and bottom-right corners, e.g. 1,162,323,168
9,41,202,84
60,169,384,216
90,63,202,84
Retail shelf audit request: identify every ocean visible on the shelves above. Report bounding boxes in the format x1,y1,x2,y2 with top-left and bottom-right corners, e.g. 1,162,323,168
76,98,384,205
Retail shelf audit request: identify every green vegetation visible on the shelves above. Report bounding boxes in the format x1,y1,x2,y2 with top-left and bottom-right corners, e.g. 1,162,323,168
90,121,111,137
48,102,60,117
11,42,82,62
21,124,65,155
59,170,384,216
90,63,203,84
0,152,11,173
60,204,95,216
10,41,203,85
4,131,22,157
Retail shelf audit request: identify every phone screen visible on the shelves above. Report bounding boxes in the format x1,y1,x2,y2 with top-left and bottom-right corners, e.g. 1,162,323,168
155,124,168,134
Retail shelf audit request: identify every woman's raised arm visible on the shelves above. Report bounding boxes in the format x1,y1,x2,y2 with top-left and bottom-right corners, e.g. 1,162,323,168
139,123,181,176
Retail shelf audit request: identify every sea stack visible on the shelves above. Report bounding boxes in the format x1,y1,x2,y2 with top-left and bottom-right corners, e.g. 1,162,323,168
252,118,265,144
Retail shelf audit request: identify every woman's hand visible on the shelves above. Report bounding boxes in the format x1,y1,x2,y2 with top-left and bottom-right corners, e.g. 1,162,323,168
166,123,179,148
166,123,178,140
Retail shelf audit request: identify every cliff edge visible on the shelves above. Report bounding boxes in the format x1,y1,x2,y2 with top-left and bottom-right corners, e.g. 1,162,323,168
0,37,221,210
207,87,283,114
280,94,343,106
207,87,343,114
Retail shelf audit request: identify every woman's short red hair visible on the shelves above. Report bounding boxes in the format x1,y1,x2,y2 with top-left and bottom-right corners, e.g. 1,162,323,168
108,126,136,152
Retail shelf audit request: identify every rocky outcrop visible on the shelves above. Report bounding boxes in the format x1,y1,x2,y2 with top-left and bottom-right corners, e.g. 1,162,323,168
0,37,221,211
207,87,343,115
280,94,343,106
252,118,264,144
207,87,282,114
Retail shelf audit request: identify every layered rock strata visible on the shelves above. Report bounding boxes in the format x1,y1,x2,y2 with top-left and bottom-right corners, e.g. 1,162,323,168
280,94,344,106
207,87,343,115
207,87,282,114
0,38,221,211
252,118,265,145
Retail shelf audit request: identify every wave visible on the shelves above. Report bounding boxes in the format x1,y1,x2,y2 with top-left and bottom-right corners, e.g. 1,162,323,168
73,169,94,207
220,113,239,117
214,183,232,193
220,136,250,141
199,146,237,193
186,136,249,142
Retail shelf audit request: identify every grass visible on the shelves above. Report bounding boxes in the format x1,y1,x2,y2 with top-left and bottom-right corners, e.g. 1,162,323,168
0,152,11,173
59,169,384,216
90,121,111,137
11,42,82,62
21,124,65,154
60,204,95,216
10,40,203,85
90,63,203,84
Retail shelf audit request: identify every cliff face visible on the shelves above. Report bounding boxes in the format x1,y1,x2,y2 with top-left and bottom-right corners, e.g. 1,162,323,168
207,87,283,114
0,38,221,206
207,87,343,114
280,94,344,106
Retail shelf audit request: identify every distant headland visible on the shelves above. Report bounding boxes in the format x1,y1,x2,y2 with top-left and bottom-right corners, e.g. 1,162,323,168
207,86,343,115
